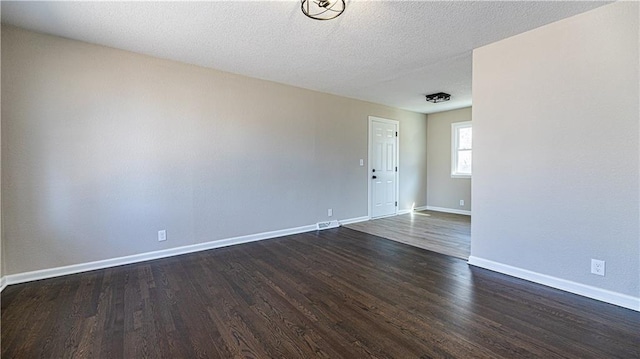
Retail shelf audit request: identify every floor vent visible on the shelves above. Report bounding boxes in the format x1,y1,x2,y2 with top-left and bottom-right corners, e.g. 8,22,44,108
316,220,340,230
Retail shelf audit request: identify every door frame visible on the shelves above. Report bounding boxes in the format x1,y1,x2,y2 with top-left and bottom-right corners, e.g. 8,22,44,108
368,116,400,219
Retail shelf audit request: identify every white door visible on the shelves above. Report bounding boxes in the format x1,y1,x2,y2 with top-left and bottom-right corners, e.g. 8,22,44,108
370,118,398,218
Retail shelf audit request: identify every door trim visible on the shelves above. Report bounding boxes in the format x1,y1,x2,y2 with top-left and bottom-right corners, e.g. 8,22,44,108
368,116,400,219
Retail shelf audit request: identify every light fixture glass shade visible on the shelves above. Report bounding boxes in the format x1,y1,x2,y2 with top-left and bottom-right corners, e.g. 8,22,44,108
301,0,345,20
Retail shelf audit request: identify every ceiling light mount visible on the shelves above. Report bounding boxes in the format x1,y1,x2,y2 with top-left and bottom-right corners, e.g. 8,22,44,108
301,0,345,20
425,92,451,103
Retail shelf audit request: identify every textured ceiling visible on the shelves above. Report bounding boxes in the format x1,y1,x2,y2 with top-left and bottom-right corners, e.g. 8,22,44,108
1,1,609,114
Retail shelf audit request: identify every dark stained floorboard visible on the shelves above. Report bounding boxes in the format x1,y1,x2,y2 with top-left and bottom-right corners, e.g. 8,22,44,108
2,227,639,358
345,210,471,259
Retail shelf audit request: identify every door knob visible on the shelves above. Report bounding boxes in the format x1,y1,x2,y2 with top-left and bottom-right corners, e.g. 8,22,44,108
372,176,377,179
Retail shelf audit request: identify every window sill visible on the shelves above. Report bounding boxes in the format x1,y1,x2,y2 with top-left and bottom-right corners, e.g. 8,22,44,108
451,174,471,179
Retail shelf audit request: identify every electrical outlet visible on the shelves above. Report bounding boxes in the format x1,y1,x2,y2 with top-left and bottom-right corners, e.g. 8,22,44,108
359,159,364,166
591,259,605,276
158,230,167,242
459,200,465,206
328,208,333,217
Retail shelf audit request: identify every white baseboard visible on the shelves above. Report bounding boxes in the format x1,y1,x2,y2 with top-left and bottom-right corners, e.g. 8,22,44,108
398,205,429,215
340,216,369,225
468,256,640,312
4,223,329,287
426,206,471,216
2,215,374,288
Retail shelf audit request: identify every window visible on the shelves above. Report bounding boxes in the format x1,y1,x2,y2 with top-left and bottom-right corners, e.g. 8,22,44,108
451,121,472,178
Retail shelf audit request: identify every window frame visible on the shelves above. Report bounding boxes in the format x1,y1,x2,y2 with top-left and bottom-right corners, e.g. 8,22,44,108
451,121,472,178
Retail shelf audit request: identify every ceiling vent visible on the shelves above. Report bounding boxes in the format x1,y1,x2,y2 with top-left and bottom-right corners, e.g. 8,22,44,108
425,92,451,103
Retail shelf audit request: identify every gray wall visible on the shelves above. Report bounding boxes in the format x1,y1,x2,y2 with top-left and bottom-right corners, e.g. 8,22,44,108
471,2,639,297
426,107,471,212
0,20,3,279
1,26,427,276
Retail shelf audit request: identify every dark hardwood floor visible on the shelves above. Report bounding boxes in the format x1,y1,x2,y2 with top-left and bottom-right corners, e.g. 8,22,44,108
2,228,639,358
345,210,471,259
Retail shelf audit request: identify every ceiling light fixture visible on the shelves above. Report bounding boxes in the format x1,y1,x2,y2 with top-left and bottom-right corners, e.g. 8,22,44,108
301,0,345,20
425,92,451,103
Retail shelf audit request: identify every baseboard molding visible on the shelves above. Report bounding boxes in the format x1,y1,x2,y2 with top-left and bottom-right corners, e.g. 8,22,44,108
340,216,369,225
468,256,640,312
4,223,328,287
398,205,429,215
426,206,471,216
2,215,376,288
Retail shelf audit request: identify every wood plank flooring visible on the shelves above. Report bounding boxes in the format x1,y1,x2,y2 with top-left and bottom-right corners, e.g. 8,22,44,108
2,228,639,358
345,210,471,259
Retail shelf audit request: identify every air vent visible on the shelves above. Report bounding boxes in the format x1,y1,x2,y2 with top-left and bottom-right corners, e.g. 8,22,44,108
316,220,340,230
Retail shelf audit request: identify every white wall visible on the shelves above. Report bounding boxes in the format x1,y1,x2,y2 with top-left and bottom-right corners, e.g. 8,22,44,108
470,2,639,309
1,26,427,276
426,107,471,212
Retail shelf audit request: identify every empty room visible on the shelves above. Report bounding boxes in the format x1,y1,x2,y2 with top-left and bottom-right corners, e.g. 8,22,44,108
1,1,639,358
